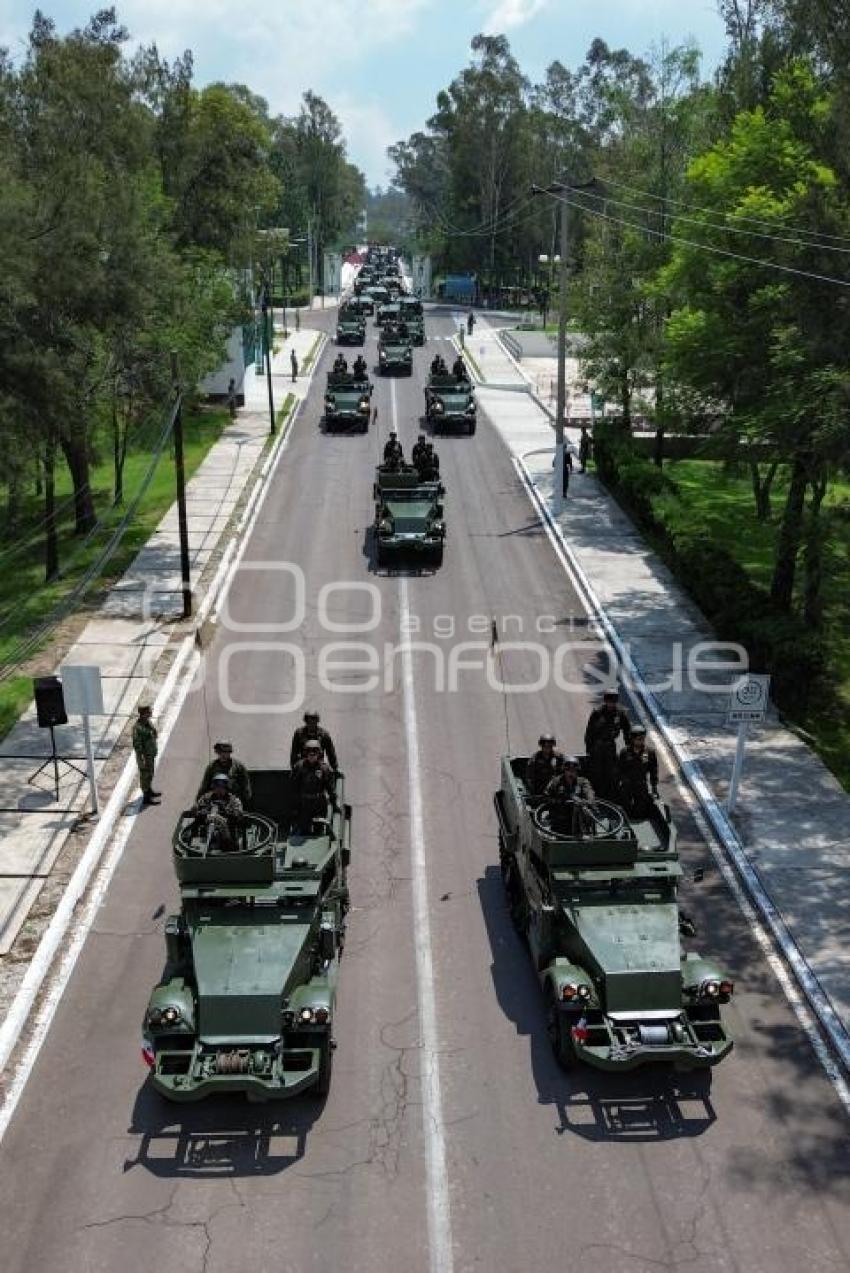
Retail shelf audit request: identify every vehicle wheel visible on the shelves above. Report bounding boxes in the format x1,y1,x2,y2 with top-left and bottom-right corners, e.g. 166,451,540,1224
468,421,477,436
315,1037,333,1096
432,545,444,568
545,987,576,1071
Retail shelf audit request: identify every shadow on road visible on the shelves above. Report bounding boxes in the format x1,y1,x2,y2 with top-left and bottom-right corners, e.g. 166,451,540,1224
476,865,717,1143
124,1080,324,1179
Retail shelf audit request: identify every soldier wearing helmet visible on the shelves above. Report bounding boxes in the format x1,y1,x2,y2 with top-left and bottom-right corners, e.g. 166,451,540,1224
291,740,338,832
616,724,659,819
290,710,338,771
525,733,565,795
545,757,596,836
584,688,632,799
197,740,252,806
412,433,428,470
383,431,404,469
191,773,244,851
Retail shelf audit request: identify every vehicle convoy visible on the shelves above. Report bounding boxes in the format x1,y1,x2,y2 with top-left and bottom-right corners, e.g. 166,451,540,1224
495,755,734,1071
425,374,477,434
336,309,366,345
373,467,446,567
376,300,401,328
324,371,372,431
378,324,413,376
142,769,352,1101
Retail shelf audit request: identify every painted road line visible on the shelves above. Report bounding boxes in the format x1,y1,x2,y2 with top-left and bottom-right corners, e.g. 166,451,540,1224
392,375,454,1273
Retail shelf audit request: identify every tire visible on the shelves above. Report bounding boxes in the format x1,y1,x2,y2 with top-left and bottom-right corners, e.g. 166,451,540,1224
545,986,576,1071
468,420,477,436
432,544,444,568
315,1037,333,1096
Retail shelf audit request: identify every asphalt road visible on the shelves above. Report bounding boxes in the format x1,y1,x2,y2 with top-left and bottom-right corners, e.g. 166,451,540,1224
0,307,848,1273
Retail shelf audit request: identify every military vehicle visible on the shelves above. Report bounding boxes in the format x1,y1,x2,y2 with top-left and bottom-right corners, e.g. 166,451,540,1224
373,468,445,567
425,374,477,435
349,292,375,316
336,310,366,345
142,769,352,1101
495,755,733,1071
399,297,425,345
324,371,372,431
378,325,413,376
366,285,391,310
376,300,401,328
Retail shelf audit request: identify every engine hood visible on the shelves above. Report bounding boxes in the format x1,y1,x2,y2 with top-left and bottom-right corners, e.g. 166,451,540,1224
570,900,682,1012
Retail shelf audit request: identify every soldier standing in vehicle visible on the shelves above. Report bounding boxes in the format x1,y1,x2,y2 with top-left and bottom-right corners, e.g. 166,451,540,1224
133,704,160,805
584,689,631,799
290,710,339,771
412,433,428,470
197,740,252,807
191,774,244,851
353,353,367,377
291,742,338,832
383,431,404,469
452,355,467,379
616,725,659,819
525,733,565,794
545,757,595,836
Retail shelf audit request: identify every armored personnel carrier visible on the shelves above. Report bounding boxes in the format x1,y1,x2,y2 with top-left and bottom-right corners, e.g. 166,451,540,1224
142,770,351,1101
324,371,372,431
495,755,733,1071
336,310,366,345
378,324,413,376
373,467,445,567
425,374,476,434
399,297,425,345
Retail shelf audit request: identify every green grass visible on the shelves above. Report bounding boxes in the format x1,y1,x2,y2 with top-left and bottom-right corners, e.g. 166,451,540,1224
653,460,850,787
301,334,321,373
0,406,229,737
275,392,296,429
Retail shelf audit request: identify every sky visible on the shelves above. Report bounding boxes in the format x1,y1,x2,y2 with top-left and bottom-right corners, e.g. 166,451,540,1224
0,1,731,187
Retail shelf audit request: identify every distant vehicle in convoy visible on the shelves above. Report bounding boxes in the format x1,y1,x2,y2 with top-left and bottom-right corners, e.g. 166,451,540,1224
494,755,733,1072
324,371,372,431
425,374,477,434
373,467,446,568
336,310,366,345
378,325,413,376
376,300,401,328
399,296,425,344
366,285,390,309
142,770,352,1101
348,292,374,316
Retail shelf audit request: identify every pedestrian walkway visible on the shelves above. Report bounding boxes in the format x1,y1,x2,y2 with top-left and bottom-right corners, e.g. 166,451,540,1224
471,315,850,1057
0,327,321,953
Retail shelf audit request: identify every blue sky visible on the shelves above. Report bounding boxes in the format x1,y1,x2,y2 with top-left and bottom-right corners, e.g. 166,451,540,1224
0,1,730,186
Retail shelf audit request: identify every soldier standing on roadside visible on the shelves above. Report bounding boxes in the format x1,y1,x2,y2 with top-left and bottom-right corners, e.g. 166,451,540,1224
290,348,299,382
133,705,160,805
579,426,591,473
227,378,237,421
584,689,632,799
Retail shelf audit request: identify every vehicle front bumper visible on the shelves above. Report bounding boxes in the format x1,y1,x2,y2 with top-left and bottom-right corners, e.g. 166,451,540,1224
564,1008,732,1071
148,1043,323,1103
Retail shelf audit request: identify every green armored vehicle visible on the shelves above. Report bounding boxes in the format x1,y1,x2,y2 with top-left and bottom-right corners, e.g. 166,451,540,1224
378,324,413,376
425,374,476,434
495,755,733,1071
399,297,425,345
350,291,375,316
324,372,372,431
373,467,445,567
336,309,366,345
142,770,351,1102
376,300,401,328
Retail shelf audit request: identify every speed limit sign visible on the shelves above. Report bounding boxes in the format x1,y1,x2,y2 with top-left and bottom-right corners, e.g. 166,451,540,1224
727,674,771,725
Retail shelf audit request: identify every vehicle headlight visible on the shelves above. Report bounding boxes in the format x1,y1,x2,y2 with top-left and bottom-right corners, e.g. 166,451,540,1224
429,520,445,538
699,978,721,999
562,983,578,1001
359,399,369,411
299,1007,314,1023
156,1005,182,1026
719,979,734,998
465,403,476,413
379,350,386,360
379,519,394,536
577,984,591,1000
297,1006,331,1026
324,396,333,408
434,402,444,412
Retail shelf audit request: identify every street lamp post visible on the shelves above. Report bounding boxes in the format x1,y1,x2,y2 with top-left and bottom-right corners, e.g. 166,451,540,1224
261,290,276,436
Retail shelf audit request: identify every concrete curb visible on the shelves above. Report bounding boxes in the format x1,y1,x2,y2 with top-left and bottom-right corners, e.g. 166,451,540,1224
0,374,316,1086
515,447,850,1078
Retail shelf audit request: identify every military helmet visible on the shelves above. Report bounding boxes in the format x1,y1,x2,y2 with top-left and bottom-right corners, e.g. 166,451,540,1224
631,724,647,738
211,773,231,786
214,740,232,752
538,733,556,746
603,689,619,701
563,755,580,768
418,433,425,441
304,739,322,753
303,709,320,722
389,430,397,438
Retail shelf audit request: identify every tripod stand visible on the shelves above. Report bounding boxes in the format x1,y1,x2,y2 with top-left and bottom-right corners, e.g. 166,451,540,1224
28,725,87,804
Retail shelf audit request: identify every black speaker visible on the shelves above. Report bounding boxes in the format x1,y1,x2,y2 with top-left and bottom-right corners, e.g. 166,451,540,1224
34,676,67,728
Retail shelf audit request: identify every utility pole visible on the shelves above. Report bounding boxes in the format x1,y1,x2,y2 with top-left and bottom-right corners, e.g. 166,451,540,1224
170,351,192,619
307,216,314,311
261,291,276,436
554,201,569,516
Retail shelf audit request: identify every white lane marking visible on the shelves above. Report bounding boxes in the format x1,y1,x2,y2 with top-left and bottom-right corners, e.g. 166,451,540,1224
391,374,454,1273
512,451,850,1115
0,389,313,1142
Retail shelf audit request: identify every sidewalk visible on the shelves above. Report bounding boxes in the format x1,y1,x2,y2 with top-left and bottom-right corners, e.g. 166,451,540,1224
469,316,850,1057
0,328,320,955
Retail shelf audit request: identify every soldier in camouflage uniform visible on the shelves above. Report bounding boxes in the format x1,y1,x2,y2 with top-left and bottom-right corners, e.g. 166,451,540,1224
411,434,428,470
546,758,596,837
191,775,244,852
197,740,252,807
525,733,565,795
616,725,659,820
584,689,632,799
133,705,160,805
290,710,339,771
291,742,338,833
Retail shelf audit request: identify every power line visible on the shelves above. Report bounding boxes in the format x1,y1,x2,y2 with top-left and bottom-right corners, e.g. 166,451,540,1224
578,182,850,256
548,189,850,290
596,174,850,247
